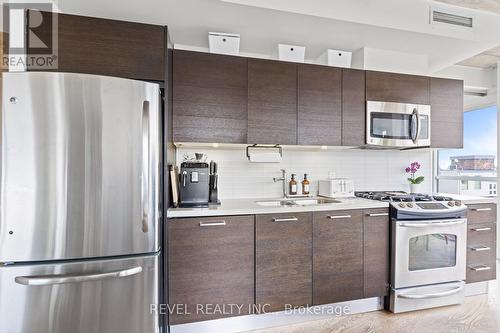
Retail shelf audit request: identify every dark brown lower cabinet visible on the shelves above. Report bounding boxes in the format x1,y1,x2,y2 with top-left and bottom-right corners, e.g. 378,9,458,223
313,210,364,304
363,208,390,297
466,204,497,283
256,212,312,312
168,216,254,324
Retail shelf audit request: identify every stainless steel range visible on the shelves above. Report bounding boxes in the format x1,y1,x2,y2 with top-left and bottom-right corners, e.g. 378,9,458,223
355,191,468,313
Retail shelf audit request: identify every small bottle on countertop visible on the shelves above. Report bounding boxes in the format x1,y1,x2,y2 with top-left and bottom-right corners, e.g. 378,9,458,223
302,174,310,195
289,174,298,195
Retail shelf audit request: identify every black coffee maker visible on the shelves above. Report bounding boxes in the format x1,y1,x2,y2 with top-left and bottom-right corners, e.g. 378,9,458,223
179,153,220,207
179,153,210,207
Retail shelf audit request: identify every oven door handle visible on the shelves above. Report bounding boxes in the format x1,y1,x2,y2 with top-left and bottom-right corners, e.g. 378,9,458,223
398,285,464,299
398,220,466,227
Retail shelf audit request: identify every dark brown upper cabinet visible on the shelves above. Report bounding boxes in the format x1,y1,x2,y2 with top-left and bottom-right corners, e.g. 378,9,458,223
363,208,390,298
297,64,342,145
313,210,364,305
173,50,248,143
248,59,297,145
430,77,464,148
342,69,366,146
26,10,165,81
366,71,430,105
255,212,312,312
168,215,255,325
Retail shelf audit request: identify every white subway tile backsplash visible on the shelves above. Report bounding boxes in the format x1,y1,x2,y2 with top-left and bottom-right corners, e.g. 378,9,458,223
176,147,433,199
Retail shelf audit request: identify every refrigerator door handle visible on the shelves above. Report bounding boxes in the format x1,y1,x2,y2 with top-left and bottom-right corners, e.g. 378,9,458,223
14,266,143,286
142,101,150,233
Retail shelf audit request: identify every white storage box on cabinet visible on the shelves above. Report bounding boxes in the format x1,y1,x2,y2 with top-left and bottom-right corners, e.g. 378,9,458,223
317,49,352,68
278,44,305,63
208,32,240,55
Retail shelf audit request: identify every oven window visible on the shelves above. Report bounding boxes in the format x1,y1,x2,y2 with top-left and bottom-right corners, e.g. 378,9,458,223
408,234,457,271
370,113,411,139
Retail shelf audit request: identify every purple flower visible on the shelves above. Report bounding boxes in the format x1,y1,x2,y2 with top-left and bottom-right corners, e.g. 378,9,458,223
405,167,411,173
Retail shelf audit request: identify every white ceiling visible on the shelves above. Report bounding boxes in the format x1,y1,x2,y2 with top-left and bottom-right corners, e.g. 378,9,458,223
54,0,500,73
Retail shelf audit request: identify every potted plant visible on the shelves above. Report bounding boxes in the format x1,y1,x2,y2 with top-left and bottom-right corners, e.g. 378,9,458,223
405,161,424,194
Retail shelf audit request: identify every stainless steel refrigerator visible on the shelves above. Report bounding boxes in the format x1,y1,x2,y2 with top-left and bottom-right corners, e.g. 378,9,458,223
0,72,161,333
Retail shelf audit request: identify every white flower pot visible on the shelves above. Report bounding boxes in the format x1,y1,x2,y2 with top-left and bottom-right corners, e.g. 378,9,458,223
410,183,421,194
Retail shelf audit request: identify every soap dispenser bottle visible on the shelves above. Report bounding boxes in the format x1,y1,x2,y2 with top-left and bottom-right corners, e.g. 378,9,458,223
289,174,298,195
302,174,310,195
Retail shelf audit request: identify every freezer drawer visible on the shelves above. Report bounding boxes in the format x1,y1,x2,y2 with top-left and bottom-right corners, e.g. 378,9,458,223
0,254,160,333
1,72,160,262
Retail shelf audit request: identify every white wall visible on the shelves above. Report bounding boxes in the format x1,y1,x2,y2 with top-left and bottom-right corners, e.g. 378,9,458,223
352,47,429,75
176,146,433,199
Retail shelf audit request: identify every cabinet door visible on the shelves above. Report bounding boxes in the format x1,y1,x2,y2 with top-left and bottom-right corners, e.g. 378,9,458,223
342,69,366,146
313,210,363,305
363,208,390,297
297,64,342,145
26,10,165,81
256,212,312,312
173,50,248,143
248,59,297,144
430,78,464,148
366,71,430,104
168,215,254,324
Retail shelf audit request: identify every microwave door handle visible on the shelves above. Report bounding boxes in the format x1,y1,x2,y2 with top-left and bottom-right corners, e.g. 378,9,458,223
410,108,419,143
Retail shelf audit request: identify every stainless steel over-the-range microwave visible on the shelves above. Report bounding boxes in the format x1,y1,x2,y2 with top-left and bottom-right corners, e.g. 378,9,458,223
366,101,431,148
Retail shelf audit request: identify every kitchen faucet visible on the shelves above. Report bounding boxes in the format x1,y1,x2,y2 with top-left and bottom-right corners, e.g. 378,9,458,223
273,169,288,198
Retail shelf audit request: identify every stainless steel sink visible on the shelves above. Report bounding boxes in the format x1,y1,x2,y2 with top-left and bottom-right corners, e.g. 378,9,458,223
255,198,341,207
292,198,341,206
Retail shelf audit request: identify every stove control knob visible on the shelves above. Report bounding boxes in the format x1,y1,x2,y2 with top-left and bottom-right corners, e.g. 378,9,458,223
455,200,462,206
406,203,414,208
447,201,455,207
398,203,406,208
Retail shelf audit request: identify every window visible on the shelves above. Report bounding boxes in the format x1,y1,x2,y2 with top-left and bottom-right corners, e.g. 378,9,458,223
437,106,497,197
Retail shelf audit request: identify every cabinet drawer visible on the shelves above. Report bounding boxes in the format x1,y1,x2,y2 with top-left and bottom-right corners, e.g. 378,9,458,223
168,215,254,324
466,257,496,284
313,210,363,305
468,223,496,244
467,204,497,224
256,212,312,312
467,242,496,266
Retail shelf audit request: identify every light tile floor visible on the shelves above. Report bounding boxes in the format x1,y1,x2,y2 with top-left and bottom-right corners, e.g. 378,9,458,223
246,262,500,333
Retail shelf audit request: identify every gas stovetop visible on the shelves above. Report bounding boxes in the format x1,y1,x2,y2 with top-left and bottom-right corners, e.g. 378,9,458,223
355,191,455,203
355,191,467,219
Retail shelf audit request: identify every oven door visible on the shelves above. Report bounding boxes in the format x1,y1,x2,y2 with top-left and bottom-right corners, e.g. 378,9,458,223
366,101,431,147
392,218,466,289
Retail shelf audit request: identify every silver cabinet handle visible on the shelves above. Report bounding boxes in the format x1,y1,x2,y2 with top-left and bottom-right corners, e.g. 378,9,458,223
469,265,492,272
400,220,466,227
199,221,226,227
471,227,492,232
141,101,150,233
273,217,298,222
469,245,491,252
471,208,492,211
328,215,351,219
15,266,143,286
398,285,463,299
366,213,389,217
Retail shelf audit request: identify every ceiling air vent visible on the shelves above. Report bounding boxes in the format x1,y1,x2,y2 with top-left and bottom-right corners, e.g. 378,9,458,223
431,9,473,28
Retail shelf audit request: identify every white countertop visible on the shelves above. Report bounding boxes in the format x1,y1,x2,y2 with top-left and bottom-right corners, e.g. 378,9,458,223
436,193,497,205
167,197,389,218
